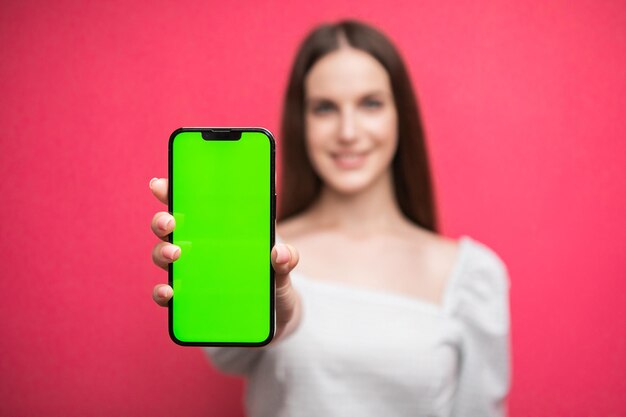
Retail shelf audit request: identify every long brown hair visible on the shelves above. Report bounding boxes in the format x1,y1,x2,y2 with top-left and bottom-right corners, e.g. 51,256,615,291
278,20,438,232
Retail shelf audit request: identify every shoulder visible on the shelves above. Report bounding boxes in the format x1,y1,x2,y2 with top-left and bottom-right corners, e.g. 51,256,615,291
402,226,461,282
446,237,510,334
458,237,508,282
397,224,459,264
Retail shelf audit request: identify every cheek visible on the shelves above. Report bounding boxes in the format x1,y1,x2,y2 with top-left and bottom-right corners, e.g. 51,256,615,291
363,110,398,153
304,117,325,169
305,115,337,155
306,114,336,139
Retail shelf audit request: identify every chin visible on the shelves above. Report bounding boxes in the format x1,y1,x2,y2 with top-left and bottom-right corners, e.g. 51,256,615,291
314,160,394,196
323,175,380,196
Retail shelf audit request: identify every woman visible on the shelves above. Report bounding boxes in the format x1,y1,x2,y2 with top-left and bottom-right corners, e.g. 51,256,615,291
149,20,510,417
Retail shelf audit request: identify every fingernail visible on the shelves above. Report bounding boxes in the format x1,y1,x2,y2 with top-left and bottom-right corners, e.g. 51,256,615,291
157,216,173,231
275,244,289,264
149,177,159,188
163,245,181,260
159,286,171,299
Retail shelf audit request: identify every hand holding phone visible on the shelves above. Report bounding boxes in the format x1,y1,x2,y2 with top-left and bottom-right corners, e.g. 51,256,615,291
149,177,302,344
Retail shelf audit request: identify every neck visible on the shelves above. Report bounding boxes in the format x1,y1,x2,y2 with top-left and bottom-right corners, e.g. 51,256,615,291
307,171,407,236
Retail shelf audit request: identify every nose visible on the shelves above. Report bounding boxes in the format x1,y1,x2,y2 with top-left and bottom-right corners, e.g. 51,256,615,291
338,108,357,144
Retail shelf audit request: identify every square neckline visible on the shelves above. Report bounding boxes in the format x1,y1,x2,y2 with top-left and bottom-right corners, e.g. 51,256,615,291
286,236,472,316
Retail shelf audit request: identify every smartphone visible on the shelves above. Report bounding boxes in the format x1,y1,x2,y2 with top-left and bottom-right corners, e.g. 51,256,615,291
168,127,275,346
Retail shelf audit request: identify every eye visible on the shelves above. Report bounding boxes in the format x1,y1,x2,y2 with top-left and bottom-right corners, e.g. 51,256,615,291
311,101,336,114
361,98,383,109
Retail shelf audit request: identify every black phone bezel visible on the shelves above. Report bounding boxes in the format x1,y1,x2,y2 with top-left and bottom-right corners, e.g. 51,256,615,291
167,127,277,347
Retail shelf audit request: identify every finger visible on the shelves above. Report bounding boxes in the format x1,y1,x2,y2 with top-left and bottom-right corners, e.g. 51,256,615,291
153,284,173,307
149,177,168,205
271,244,301,339
271,243,299,281
151,211,175,241
152,241,181,270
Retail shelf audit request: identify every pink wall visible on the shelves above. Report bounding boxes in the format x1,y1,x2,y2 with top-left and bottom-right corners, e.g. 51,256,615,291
1,0,625,415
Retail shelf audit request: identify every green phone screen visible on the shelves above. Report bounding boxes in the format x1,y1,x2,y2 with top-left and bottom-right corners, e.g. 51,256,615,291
168,128,275,346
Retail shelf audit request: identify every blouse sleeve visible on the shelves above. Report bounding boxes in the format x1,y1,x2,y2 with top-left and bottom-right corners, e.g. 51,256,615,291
449,239,511,417
202,346,265,376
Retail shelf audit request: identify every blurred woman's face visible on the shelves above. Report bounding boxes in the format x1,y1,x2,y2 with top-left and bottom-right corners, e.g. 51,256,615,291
304,47,398,196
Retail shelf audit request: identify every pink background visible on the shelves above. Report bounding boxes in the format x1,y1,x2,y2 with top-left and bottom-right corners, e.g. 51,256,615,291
1,0,625,415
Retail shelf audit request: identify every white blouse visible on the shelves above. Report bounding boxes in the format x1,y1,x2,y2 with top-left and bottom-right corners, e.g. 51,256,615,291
205,236,511,417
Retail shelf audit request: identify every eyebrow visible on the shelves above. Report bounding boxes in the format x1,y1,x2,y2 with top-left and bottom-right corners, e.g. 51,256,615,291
306,90,392,102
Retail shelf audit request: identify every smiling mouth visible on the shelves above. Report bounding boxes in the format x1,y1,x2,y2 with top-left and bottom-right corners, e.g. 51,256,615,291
331,151,368,169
